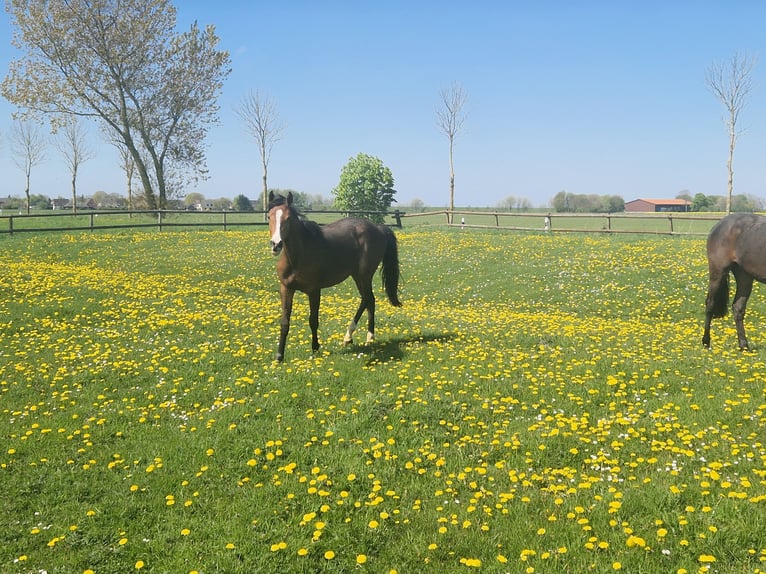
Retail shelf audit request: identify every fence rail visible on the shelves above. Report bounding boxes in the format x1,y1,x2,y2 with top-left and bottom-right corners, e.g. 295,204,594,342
0,208,727,236
0,209,406,235
403,210,723,236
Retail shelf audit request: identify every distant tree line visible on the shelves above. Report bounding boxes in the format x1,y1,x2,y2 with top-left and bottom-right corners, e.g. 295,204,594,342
551,191,625,213
548,191,765,214
684,192,765,212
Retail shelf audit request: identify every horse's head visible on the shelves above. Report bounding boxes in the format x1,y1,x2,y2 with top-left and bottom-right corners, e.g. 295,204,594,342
267,191,293,256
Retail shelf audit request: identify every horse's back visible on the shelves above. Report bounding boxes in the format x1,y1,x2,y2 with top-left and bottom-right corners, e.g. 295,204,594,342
708,213,766,280
296,217,391,288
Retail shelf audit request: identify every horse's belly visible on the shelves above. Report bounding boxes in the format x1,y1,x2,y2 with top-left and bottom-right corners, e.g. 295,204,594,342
282,269,350,292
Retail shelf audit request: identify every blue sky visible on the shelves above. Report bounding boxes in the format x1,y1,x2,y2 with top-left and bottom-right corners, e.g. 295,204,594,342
2,1,766,208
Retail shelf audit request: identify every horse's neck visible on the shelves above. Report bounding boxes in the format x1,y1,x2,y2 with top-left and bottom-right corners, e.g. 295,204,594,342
283,217,309,263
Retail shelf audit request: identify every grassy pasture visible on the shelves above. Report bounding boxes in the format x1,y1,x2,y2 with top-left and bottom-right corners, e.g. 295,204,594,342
1,226,766,574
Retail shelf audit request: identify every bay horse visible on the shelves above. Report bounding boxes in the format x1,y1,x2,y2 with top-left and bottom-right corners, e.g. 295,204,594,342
703,212,766,350
267,191,402,361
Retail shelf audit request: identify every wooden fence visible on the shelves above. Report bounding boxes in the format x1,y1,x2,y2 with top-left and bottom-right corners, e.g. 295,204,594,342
0,209,406,235
0,208,724,236
405,210,722,236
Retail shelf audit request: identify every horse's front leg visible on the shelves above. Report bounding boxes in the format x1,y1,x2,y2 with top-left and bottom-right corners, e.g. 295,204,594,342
731,270,754,350
308,290,321,354
276,284,295,362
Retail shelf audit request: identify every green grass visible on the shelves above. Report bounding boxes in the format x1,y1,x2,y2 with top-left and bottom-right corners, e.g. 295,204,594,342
2,227,766,573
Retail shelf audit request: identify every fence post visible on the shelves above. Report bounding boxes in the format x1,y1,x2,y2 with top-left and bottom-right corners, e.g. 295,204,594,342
393,210,403,228
90,212,95,231
223,211,228,231
8,215,13,236
158,211,163,232
668,214,674,234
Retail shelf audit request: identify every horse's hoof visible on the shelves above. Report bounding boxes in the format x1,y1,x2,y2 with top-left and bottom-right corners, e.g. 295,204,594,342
366,332,375,344
275,353,284,362
343,337,353,346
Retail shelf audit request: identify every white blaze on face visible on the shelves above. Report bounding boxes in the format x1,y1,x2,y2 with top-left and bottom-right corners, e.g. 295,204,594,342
270,208,283,252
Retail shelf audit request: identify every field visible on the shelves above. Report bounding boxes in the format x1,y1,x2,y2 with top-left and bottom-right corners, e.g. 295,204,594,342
2,226,766,574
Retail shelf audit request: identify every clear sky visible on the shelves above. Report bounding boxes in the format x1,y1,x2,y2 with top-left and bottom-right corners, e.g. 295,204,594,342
2,1,766,208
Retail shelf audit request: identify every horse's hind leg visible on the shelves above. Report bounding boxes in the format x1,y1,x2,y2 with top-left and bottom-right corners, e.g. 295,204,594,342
308,290,321,354
343,278,375,345
703,269,727,348
731,267,754,350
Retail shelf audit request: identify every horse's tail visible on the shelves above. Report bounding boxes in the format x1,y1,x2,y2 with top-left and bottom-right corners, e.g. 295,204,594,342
381,229,402,307
709,272,729,319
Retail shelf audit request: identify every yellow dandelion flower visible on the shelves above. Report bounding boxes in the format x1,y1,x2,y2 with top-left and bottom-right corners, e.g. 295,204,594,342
324,550,335,560
356,554,367,564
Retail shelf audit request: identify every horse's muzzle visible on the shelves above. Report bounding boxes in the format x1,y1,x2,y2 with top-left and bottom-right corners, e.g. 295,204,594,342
270,240,283,256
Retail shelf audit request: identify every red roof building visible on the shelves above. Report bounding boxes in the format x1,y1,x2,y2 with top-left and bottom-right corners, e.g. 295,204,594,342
624,198,691,213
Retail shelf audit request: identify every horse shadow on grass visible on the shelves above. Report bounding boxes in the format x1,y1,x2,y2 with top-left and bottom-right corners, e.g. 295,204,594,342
340,332,455,366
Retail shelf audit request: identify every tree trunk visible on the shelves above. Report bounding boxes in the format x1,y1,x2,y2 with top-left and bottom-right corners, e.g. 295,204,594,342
448,136,455,224
262,171,268,221
261,144,269,220
726,127,735,214
71,166,78,215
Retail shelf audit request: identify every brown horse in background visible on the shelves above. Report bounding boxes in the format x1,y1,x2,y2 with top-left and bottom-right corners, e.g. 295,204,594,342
703,212,766,350
267,191,402,362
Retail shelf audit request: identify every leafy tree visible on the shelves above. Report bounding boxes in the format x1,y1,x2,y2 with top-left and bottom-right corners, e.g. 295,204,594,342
600,195,624,213
184,192,205,209
210,197,232,211
29,193,51,209
408,198,426,212
497,196,517,211
233,194,254,212
551,191,624,213
332,153,396,224
691,193,712,212
1,196,26,211
551,190,571,212
3,0,231,210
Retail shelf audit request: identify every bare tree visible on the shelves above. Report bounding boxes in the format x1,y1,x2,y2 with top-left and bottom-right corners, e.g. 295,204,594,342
436,82,468,223
55,118,93,214
3,0,231,210
236,89,285,214
706,53,757,214
10,120,47,214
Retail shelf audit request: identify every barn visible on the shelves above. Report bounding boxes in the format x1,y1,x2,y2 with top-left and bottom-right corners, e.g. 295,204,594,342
624,198,691,213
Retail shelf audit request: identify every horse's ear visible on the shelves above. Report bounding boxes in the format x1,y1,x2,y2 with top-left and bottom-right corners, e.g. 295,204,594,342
287,191,293,205
268,190,275,202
